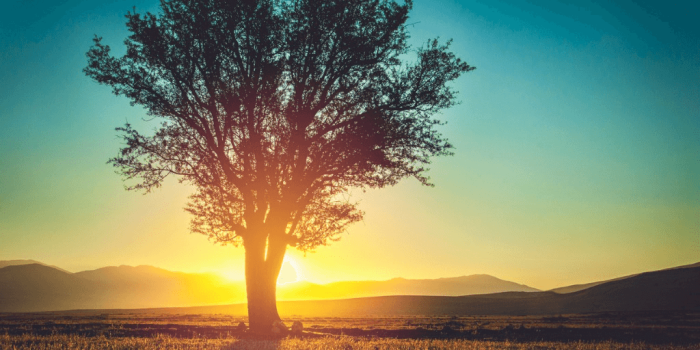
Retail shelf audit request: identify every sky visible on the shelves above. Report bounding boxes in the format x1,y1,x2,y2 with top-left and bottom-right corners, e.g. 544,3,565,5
0,0,698,291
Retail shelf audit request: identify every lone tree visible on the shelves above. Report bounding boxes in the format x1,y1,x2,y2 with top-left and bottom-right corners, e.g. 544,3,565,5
85,0,473,333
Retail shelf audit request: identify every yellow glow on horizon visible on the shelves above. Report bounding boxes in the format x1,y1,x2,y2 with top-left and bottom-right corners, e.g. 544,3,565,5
278,256,304,285
215,256,305,285
218,269,241,282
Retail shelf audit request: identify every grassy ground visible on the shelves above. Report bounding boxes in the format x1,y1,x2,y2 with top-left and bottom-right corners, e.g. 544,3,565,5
1,312,698,349
1,334,698,350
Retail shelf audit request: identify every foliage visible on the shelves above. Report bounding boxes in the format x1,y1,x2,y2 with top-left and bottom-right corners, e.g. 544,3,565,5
84,0,474,251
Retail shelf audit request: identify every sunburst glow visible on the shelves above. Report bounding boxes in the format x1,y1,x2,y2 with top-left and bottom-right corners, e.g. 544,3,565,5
218,268,242,282
278,257,303,285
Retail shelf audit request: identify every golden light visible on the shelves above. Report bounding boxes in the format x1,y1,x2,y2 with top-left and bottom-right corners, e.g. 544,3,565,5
277,256,303,285
218,268,243,282
216,256,303,284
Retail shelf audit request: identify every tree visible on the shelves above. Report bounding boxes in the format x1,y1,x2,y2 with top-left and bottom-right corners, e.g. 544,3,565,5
85,0,474,333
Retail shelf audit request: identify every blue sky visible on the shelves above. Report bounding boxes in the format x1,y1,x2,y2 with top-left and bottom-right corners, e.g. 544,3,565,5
1,0,697,289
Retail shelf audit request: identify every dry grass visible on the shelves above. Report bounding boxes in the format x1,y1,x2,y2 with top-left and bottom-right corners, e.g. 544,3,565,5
1,312,698,349
0,334,697,350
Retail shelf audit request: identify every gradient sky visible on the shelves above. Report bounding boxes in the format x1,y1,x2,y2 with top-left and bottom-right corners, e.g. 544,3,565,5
1,0,698,290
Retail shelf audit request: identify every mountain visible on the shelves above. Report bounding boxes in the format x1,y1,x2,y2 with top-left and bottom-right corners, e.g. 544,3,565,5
0,262,537,312
111,265,699,317
274,265,698,316
0,259,71,274
0,264,245,312
0,262,536,312
2,261,697,314
73,265,246,308
277,274,538,300
549,261,700,294
0,264,102,312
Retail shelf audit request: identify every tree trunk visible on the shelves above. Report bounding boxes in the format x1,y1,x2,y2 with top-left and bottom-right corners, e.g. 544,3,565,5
245,262,280,333
244,233,287,333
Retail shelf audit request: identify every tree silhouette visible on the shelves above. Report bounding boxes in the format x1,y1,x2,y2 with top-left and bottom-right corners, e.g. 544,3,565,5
85,0,473,333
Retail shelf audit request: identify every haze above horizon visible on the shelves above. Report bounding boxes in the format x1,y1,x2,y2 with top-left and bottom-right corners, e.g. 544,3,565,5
1,0,698,291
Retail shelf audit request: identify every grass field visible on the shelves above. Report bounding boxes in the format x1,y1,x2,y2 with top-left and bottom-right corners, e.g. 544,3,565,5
2,334,699,350
1,312,698,349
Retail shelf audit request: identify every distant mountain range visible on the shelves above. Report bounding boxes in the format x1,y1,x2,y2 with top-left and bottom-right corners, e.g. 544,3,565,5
57,264,700,317
0,259,71,273
0,264,245,312
0,261,537,312
0,260,698,314
277,275,538,300
270,264,699,316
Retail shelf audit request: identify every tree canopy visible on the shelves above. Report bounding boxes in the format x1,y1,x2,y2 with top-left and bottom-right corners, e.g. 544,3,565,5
85,0,473,252
85,0,473,331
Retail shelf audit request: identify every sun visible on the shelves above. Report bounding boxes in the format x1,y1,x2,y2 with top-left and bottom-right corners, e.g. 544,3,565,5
217,256,304,284
218,268,243,282
277,256,303,285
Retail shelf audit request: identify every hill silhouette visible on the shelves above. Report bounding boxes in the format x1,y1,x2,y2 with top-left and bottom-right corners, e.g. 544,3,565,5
73,265,245,308
86,264,698,317
277,275,538,300
2,261,697,315
0,264,244,312
0,262,537,312
549,261,700,294
274,265,700,316
0,264,100,312
0,259,71,273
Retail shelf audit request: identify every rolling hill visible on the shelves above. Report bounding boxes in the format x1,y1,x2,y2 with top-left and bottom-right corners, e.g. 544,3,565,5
273,264,700,316
0,259,71,273
0,262,537,312
0,264,245,312
0,264,103,312
277,274,538,300
84,264,699,317
2,261,697,314
549,261,700,294
72,265,246,308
